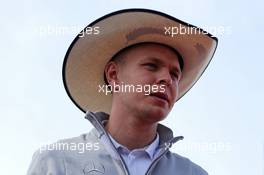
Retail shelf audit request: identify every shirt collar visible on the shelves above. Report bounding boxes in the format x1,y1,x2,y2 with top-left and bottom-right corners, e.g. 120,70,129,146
85,111,184,150
108,130,160,159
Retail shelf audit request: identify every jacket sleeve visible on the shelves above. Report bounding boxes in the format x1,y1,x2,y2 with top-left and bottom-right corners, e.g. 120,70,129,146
191,161,208,175
27,149,66,175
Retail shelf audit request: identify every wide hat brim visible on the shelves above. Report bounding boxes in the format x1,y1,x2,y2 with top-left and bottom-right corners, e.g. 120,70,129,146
63,8,218,114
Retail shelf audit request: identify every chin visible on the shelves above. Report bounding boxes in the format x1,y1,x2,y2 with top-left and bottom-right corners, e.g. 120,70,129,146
143,106,169,123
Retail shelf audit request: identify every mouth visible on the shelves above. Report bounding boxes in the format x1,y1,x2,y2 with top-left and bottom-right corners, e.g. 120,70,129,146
149,92,169,104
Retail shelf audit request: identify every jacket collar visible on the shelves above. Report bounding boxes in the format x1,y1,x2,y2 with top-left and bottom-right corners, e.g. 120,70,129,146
84,111,184,149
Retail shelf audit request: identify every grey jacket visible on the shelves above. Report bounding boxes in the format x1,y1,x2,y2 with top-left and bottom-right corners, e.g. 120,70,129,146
27,111,208,175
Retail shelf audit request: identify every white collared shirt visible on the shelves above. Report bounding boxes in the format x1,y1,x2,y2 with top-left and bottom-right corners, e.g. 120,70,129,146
108,133,160,175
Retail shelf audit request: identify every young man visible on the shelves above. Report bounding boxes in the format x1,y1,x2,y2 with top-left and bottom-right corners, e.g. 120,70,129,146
27,9,217,175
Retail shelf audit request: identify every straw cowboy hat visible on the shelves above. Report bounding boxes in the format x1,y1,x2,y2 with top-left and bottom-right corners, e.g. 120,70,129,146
63,8,218,113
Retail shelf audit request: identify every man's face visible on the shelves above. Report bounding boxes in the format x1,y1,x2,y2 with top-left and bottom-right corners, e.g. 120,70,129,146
106,43,182,123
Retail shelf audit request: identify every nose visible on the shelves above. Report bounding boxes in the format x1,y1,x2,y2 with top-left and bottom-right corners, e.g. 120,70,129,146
157,69,173,86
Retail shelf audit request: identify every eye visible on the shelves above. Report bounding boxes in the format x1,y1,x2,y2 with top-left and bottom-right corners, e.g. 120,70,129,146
143,63,158,70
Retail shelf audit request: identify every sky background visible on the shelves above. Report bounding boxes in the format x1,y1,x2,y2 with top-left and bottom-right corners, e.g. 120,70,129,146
0,0,263,175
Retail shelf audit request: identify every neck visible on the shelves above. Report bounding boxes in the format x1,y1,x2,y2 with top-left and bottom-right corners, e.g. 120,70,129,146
105,105,158,150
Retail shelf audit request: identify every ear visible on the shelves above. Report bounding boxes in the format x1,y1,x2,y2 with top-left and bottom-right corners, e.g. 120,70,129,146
104,61,120,87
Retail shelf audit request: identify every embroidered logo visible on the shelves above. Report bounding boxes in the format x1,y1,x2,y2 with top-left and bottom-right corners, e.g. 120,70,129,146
83,161,105,175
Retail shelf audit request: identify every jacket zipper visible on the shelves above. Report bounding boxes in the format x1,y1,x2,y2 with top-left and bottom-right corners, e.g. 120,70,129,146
88,112,131,175
145,136,183,175
87,111,182,175
145,147,169,175
104,131,131,175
